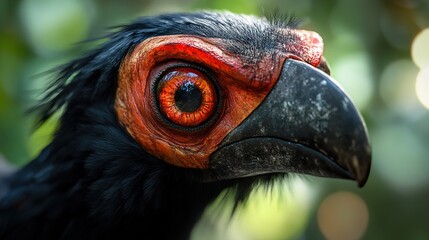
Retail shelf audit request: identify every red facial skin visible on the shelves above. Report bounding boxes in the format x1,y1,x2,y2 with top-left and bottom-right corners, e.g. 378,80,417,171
115,30,324,169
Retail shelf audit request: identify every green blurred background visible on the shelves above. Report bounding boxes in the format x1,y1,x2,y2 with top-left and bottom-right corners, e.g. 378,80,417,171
1,0,429,239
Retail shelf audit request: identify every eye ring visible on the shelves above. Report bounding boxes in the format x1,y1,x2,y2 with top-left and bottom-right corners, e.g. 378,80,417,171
151,62,222,131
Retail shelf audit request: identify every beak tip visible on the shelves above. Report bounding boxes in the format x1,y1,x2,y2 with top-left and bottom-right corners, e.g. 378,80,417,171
357,166,371,187
352,156,371,188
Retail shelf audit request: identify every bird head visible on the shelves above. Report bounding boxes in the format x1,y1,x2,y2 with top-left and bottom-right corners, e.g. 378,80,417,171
35,11,370,221
109,12,371,186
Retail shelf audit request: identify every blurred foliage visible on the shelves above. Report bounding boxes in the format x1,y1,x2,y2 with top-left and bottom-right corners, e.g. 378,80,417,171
1,0,429,239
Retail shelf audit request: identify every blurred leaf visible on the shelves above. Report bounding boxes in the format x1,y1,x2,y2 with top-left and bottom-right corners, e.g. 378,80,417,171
191,0,259,14
19,0,94,56
0,87,30,165
28,114,58,159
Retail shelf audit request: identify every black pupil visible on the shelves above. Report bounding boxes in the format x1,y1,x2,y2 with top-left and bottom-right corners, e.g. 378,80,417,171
174,81,202,112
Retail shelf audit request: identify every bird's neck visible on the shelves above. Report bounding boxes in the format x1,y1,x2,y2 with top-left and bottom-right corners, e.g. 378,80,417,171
5,104,226,239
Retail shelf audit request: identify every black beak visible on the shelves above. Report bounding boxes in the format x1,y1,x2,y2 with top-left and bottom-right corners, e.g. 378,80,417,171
209,59,371,187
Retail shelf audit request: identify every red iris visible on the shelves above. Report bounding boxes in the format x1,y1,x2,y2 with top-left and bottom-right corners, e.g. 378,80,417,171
156,67,217,127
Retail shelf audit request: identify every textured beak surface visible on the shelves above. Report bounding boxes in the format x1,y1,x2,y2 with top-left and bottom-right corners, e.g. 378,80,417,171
210,59,371,187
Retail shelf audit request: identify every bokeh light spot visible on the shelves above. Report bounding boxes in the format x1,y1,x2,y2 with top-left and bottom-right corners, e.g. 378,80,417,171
235,178,315,240
192,178,316,240
317,191,369,240
19,0,94,56
415,68,429,109
372,121,429,191
412,28,429,68
379,59,419,114
331,53,374,110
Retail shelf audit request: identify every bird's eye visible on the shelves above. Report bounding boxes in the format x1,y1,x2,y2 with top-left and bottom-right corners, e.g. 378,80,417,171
156,67,217,127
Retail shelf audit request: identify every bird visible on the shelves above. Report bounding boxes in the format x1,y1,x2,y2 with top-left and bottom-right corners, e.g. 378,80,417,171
0,11,371,240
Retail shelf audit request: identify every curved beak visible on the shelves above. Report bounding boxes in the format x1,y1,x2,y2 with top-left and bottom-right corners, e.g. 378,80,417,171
209,59,371,187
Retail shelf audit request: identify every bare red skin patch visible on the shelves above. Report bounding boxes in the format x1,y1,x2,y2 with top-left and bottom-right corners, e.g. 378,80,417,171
286,29,324,67
115,32,324,169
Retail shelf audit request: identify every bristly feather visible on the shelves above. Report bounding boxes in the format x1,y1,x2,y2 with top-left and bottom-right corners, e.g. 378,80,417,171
261,8,302,29
2,11,301,240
